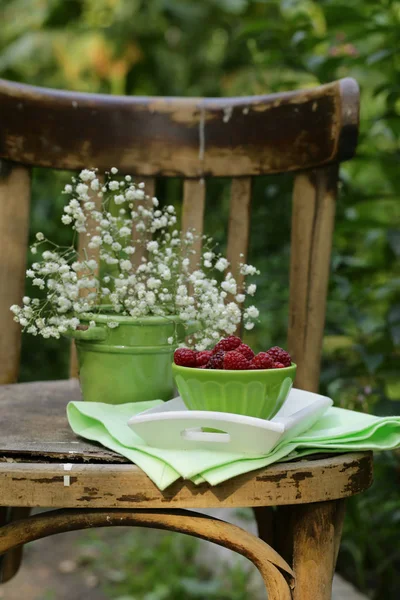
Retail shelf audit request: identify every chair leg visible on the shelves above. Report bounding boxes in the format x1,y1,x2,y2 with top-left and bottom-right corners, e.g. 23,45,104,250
274,499,346,600
0,508,294,599
253,506,275,546
0,507,31,583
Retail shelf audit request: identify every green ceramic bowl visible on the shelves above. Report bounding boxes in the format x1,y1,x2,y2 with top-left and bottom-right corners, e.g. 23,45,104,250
172,363,297,420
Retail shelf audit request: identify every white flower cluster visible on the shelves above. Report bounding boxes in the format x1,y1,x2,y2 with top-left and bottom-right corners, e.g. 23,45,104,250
11,168,260,348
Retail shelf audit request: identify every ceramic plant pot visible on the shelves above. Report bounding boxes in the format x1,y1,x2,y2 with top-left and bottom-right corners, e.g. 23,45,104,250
172,363,297,420
69,313,196,404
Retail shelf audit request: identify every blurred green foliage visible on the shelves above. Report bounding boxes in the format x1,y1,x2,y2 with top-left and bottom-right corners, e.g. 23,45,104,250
78,528,253,600
1,0,399,598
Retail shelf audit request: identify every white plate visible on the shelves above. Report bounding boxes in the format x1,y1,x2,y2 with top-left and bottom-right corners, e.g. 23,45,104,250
127,388,333,456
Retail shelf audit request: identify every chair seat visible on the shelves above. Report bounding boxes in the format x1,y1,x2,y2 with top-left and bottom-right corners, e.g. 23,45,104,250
0,380,373,509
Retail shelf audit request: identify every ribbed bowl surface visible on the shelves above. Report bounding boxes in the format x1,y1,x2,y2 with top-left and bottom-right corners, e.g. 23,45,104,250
172,363,297,419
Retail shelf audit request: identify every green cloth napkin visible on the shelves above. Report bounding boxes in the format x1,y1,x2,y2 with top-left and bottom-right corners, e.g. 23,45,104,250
67,401,400,491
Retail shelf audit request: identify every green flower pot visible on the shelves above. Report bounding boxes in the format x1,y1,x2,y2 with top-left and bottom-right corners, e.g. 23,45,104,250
68,314,195,404
172,363,297,420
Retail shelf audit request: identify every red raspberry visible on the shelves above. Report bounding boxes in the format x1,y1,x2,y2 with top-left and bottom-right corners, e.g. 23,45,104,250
206,350,225,369
250,352,275,370
236,343,255,361
267,346,292,367
223,351,250,370
213,336,242,354
274,362,285,368
196,350,212,367
174,348,197,368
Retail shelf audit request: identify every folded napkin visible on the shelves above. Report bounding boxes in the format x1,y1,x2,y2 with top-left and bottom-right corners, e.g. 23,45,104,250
67,400,400,491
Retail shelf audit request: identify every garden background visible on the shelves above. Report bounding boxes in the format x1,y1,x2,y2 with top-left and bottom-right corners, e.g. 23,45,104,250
0,0,399,598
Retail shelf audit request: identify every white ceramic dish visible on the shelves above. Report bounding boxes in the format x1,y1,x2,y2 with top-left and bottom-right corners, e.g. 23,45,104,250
127,388,333,455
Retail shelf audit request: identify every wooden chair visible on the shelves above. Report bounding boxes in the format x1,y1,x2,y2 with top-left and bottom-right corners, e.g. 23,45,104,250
0,77,372,599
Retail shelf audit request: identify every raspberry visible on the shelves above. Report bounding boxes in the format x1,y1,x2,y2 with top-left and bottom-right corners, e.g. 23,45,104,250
206,350,225,369
236,343,255,361
274,362,285,368
213,336,242,354
174,348,197,367
223,351,250,370
267,346,292,367
196,350,212,367
250,352,275,370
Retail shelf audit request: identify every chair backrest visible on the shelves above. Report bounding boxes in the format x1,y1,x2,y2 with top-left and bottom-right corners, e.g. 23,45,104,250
0,77,359,392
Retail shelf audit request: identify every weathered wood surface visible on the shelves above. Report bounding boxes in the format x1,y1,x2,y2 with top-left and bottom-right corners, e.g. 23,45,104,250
0,380,373,508
181,179,206,271
0,161,31,385
288,165,338,392
275,500,346,600
0,454,372,509
70,175,104,378
226,177,252,289
131,176,156,268
0,509,294,599
0,78,359,177
0,379,123,462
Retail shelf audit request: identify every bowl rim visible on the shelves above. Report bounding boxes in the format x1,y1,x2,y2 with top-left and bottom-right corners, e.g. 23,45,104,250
172,362,297,374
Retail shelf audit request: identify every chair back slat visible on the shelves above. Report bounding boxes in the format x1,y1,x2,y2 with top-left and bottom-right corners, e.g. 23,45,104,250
0,161,31,384
181,179,206,270
0,78,358,177
131,177,156,268
69,180,103,378
226,178,252,290
0,78,359,389
288,165,338,392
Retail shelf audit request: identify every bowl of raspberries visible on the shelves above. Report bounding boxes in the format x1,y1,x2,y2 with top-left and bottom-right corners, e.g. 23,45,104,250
172,336,296,420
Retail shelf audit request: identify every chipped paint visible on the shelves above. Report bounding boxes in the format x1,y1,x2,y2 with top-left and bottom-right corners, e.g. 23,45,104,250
222,106,233,123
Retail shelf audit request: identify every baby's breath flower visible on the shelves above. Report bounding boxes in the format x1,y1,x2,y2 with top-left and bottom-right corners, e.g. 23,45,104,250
147,241,159,253
120,259,132,271
12,168,259,344
79,169,96,182
245,306,259,319
215,258,228,272
76,183,88,196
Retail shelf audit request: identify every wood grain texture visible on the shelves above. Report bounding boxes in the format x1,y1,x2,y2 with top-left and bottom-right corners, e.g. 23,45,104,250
288,165,339,392
0,508,294,598
131,176,156,268
226,178,252,289
181,179,206,270
276,500,346,600
0,379,123,462
0,78,359,176
0,381,373,508
0,161,31,384
70,176,103,378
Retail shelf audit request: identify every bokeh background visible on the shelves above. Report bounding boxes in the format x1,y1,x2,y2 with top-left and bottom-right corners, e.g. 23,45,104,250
0,1,399,598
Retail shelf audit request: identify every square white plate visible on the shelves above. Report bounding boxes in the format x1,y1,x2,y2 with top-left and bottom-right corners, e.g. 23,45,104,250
127,388,332,456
